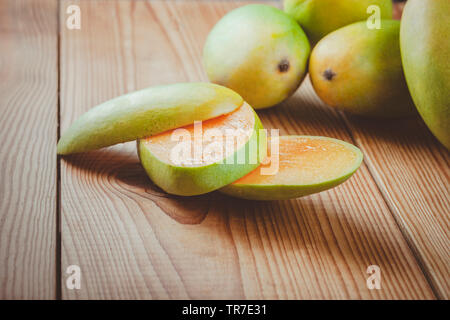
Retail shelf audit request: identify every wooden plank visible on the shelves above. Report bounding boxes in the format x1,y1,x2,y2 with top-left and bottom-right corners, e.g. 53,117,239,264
283,0,450,298
60,0,434,299
0,0,58,299
341,115,450,298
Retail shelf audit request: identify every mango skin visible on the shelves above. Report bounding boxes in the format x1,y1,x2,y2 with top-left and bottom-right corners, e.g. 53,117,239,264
284,0,392,44
137,109,267,196
309,20,416,118
57,83,243,154
400,0,450,149
220,136,362,201
203,4,310,109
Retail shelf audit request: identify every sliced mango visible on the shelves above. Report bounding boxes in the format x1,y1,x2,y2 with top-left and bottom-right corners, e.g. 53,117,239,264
221,135,363,200
138,102,266,196
57,83,243,154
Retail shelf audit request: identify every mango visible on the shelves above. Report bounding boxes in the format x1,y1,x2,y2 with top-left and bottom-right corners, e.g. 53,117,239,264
309,20,416,118
203,4,310,109
138,102,266,196
221,136,362,200
57,83,243,154
284,0,393,44
400,0,450,149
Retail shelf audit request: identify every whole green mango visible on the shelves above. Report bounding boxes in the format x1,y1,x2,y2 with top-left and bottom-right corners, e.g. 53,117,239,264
400,0,450,149
284,0,392,44
203,4,310,109
310,20,416,118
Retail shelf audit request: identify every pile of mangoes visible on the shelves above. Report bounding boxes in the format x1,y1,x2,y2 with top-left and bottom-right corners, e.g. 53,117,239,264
204,0,449,147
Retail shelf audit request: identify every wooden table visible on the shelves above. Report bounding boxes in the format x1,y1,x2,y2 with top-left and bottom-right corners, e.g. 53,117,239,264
0,0,448,300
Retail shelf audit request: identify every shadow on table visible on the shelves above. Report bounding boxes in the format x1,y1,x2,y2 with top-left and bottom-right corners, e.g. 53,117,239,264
60,147,212,225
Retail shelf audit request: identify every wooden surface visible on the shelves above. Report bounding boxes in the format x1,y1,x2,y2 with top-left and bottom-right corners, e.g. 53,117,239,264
0,0,58,299
0,0,448,299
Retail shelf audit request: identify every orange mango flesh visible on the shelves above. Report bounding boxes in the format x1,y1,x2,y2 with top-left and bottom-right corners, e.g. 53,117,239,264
231,136,361,186
141,102,255,167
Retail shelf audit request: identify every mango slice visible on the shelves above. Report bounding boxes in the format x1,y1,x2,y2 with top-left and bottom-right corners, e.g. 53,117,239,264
57,83,243,154
221,136,363,200
138,102,266,196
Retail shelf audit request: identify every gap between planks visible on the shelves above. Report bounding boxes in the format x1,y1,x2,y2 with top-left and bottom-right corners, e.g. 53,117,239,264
56,0,62,301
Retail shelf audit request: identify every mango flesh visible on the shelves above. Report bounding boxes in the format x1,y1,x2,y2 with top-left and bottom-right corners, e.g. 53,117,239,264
138,102,267,196
221,136,363,200
400,0,450,149
203,4,310,109
309,20,416,118
57,83,243,154
284,0,393,44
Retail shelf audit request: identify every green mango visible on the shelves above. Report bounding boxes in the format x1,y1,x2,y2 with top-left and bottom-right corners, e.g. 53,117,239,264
57,83,243,154
400,0,450,149
203,4,310,109
309,20,416,118
284,0,392,44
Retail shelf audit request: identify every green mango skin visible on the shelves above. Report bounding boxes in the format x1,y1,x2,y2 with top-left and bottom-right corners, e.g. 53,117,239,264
220,136,363,201
57,83,243,155
137,109,267,196
400,0,450,149
203,4,310,109
309,20,417,118
284,0,393,45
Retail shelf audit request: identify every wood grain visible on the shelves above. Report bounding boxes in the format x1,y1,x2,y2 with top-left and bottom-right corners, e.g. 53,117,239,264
342,114,450,298
59,0,436,299
0,0,57,299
